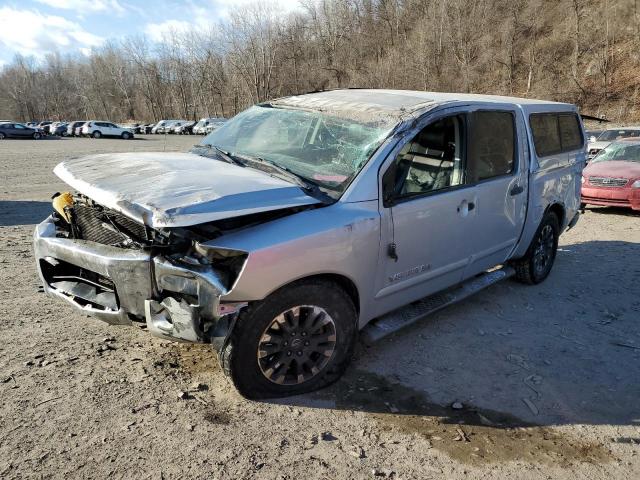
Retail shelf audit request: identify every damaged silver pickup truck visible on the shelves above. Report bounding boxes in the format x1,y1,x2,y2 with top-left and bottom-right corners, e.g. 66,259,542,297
34,90,585,398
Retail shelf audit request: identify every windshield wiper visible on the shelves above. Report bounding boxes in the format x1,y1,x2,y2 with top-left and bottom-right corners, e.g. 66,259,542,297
193,144,246,167
232,152,327,195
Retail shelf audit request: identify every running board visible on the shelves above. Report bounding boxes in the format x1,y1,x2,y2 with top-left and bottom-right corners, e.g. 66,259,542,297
361,266,515,344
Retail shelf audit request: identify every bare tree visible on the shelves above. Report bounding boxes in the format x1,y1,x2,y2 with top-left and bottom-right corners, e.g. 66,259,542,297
0,0,638,123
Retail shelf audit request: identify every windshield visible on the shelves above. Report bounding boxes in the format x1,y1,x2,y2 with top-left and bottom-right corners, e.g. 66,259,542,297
598,129,640,141
592,143,640,163
198,105,394,195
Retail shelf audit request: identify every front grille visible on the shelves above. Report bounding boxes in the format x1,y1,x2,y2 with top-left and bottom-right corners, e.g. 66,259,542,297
73,204,147,246
588,176,629,187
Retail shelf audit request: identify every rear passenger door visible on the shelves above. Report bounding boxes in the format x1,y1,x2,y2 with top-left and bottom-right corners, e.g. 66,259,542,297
1,124,15,137
463,109,528,278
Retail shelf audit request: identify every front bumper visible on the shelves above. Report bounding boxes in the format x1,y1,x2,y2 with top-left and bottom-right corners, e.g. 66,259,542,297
581,185,640,210
33,216,239,343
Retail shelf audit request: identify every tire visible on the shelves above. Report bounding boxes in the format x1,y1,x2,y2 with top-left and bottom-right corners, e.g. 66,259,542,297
0,132,5,140
121,132,131,140
92,131,101,139
512,211,560,284
220,279,357,399
32,132,41,140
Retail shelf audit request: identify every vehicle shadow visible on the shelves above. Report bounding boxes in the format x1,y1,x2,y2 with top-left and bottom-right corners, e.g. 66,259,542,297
0,201,51,226
272,239,640,433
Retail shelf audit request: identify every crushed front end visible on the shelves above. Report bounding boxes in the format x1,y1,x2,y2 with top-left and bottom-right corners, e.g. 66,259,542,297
33,193,248,345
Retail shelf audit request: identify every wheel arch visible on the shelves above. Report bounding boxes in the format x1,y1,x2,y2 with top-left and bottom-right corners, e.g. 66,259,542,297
260,273,361,316
546,202,565,228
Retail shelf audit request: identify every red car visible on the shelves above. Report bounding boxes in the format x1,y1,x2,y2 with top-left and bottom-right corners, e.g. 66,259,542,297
581,138,640,210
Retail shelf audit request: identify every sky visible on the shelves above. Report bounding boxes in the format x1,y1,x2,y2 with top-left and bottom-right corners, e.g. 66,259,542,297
0,0,304,68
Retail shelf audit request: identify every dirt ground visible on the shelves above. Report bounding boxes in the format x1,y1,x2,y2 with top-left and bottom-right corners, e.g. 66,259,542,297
1,135,639,479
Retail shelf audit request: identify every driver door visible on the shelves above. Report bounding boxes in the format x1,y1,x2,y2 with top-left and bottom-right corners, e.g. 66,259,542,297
375,111,476,305
13,124,30,137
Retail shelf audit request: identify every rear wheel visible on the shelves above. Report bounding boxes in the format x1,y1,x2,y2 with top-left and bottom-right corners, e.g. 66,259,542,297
513,211,559,284
92,131,101,139
0,132,6,140
220,280,357,399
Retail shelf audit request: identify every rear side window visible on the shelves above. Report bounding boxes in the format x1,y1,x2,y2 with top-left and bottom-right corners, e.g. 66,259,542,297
558,114,583,150
530,114,561,156
468,111,516,182
530,112,583,157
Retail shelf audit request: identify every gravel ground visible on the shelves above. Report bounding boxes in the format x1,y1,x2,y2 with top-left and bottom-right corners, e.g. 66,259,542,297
1,135,639,479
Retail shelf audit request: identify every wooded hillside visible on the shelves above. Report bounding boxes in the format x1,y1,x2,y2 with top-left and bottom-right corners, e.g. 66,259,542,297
1,0,638,122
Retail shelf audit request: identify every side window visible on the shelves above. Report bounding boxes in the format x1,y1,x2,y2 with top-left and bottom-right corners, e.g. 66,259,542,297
15,124,26,129
387,115,465,199
467,111,515,182
558,114,583,151
530,114,561,157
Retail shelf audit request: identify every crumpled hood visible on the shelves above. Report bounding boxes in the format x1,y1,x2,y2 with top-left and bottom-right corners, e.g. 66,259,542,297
584,160,640,179
54,152,321,228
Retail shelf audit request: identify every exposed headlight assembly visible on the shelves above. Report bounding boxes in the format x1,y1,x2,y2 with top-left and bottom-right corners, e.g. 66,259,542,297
632,180,640,188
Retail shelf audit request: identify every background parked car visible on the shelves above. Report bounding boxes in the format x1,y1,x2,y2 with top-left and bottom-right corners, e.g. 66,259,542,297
140,123,155,134
50,122,69,136
0,122,43,139
82,121,134,139
585,129,605,141
581,138,640,210
174,121,196,134
587,126,640,160
203,118,227,134
67,121,85,136
74,122,87,137
167,120,189,133
152,120,178,134
193,117,226,134
37,121,53,134
121,123,142,134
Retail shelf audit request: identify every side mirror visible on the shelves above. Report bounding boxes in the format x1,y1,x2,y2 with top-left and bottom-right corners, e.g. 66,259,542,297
589,136,596,142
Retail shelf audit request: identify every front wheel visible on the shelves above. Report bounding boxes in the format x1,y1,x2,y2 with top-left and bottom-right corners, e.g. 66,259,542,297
220,280,357,399
32,132,41,140
121,132,132,139
513,211,559,284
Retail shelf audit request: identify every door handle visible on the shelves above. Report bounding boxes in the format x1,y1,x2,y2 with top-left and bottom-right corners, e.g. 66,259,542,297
510,185,524,196
457,200,475,213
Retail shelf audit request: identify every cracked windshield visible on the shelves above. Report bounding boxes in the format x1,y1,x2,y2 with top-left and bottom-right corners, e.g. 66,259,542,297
197,105,393,195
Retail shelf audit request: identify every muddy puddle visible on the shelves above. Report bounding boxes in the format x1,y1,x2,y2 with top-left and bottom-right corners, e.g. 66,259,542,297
314,369,614,466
